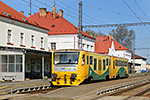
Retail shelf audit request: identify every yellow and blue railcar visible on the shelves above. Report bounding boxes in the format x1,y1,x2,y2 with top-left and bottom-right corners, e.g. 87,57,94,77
52,49,128,86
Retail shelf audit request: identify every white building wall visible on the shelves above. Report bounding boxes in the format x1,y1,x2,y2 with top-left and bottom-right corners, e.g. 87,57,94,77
48,35,95,52
132,59,147,73
115,50,132,62
0,16,49,81
107,41,132,62
0,18,48,51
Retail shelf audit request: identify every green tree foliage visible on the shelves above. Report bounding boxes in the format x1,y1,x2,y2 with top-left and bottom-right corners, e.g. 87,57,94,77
85,29,105,38
111,26,135,50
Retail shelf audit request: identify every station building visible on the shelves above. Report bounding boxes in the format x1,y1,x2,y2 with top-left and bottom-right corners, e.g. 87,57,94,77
131,54,147,73
95,34,132,73
29,7,95,52
0,1,51,81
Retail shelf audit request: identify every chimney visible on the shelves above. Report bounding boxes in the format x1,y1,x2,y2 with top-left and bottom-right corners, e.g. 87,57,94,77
39,8,47,17
28,13,31,17
53,6,56,18
109,33,113,40
20,11,24,15
59,9,63,17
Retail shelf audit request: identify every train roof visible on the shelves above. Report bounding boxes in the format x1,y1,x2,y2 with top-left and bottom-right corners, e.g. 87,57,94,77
53,49,128,60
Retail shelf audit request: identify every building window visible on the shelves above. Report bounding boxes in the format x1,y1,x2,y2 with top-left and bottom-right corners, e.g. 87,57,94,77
40,37,44,50
9,55,15,72
16,55,22,72
91,46,93,50
83,44,85,48
20,33,25,47
31,35,35,48
1,55,23,72
1,55,7,72
7,29,13,45
78,43,81,49
87,45,89,49
51,43,56,50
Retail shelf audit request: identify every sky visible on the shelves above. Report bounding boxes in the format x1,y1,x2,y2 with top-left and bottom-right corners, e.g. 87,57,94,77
1,0,150,63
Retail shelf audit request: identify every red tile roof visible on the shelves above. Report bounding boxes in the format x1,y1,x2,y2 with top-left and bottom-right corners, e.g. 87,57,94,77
29,12,95,40
95,36,131,53
0,1,49,31
95,40,112,53
131,54,147,60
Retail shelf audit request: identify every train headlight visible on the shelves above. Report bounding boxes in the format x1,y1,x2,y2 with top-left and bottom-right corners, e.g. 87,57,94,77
52,73,57,78
71,74,77,78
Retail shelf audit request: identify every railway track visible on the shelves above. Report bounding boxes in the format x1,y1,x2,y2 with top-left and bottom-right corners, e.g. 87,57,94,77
95,79,150,100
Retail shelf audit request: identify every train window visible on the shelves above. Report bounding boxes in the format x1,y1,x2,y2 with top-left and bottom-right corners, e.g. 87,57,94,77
119,61,121,66
116,60,118,66
109,59,111,66
113,60,115,69
82,54,85,65
98,60,101,70
123,61,125,66
103,59,105,70
87,55,89,65
125,61,127,67
94,58,97,70
121,61,123,66
90,56,93,65
106,58,108,66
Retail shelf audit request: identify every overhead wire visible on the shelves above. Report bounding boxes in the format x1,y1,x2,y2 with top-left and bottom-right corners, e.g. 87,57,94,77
56,0,105,25
22,0,39,8
84,4,149,21
46,0,91,25
123,0,150,33
134,0,150,21
55,0,111,33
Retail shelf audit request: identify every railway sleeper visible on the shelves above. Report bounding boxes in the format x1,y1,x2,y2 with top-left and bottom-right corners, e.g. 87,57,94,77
96,79,150,96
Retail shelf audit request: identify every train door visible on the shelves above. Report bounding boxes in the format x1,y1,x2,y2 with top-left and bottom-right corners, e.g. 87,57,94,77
81,53,87,78
98,58,102,75
109,57,113,78
112,59,116,78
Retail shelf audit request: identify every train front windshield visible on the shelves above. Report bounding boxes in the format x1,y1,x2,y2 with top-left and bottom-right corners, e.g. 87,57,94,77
54,52,79,71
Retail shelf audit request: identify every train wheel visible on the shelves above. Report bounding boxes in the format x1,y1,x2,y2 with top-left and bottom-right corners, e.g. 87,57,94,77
88,77,93,82
106,75,109,80
116,75,120,79
125,74,129,78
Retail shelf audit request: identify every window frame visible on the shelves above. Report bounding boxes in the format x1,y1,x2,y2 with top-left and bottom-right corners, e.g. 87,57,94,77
87,55,89,65
94,58,97,70
7,29,13,45
82,54,85,65
51,43,56,50
90,56,93,65
31,35,35,48
103,59,106,70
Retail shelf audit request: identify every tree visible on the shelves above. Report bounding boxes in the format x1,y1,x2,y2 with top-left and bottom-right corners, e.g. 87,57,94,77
85,29,105,38
111,26,135,50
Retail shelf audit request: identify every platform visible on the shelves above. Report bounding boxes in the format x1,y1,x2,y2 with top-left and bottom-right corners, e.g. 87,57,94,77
0,79,51,94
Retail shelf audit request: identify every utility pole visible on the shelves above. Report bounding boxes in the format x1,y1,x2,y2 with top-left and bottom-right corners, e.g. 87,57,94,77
146,38,150,64
30,0,31,15
78,1,82,50
132,33,135,73
54,0,56,6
